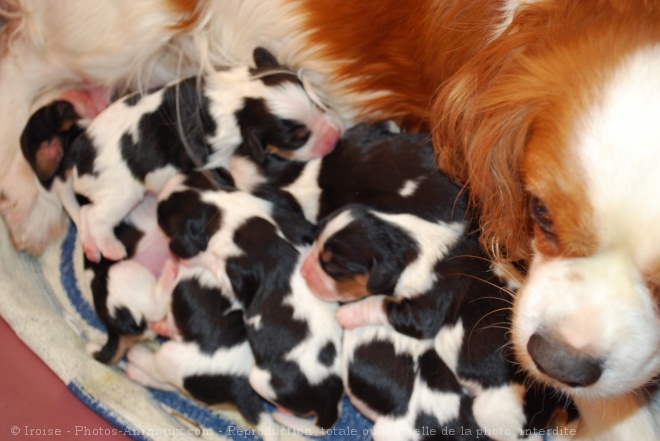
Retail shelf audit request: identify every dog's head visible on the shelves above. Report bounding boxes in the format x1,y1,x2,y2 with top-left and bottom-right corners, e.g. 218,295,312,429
433,2,660,397
302,205,418,302
157,188,222,259
232,47,343,164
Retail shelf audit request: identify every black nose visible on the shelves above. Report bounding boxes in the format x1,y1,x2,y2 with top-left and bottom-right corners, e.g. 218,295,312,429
527,332,603,388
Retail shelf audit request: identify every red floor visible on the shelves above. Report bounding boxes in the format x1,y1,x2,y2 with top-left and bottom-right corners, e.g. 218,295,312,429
0,317,132,440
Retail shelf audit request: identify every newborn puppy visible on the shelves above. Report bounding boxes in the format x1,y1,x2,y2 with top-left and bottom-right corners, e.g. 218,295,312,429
156,174,344,434
84,195,172,363
303,201,468,339
229,122,455,225
20,47,341,262
306,204,577,439
126,262,278,440
342,326,484,441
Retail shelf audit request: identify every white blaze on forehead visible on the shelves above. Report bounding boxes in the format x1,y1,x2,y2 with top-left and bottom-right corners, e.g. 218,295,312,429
398,179,419,198
317,209,356,248
575,44,660,264
492,0,543,41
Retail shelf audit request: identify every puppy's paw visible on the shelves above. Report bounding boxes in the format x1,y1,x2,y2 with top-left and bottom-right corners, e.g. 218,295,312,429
98,236,127,262
99,237,127,261
336,295,388,329
126,361,153,386
82,237,101,263
149,319,171,338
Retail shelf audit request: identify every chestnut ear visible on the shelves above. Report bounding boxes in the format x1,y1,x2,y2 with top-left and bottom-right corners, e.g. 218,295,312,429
241,128,266,163
366,259,404,294
253,47,280,69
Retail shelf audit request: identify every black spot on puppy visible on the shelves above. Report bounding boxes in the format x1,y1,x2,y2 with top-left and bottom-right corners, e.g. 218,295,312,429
171,277,247,354
348,340,415,417
318,341,337,367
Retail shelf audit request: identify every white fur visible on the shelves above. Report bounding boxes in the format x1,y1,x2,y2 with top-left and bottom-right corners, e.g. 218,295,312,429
433,319,465,373
229,155,268,193
283,252,341,384
281,158,322,222
398,179,419,198
373,211,464,298
513,45,660,439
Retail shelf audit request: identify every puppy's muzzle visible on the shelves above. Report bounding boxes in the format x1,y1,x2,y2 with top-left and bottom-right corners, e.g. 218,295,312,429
527,332,603,388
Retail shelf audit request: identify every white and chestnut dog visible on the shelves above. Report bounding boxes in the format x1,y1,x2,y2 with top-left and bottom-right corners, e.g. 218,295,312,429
156,172,344,434
83,195,172,364
3,2,660,439
305,204,578,440
126,261,278,441
19,46,340,262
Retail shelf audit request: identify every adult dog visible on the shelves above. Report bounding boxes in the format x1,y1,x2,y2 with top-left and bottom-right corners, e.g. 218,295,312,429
2,1,660,439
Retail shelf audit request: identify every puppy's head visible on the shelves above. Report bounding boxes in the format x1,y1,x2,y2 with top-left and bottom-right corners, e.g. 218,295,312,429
20,100,82,186
157,189,222,259
434,3,660,398
236,47,343,164
302,205,417,302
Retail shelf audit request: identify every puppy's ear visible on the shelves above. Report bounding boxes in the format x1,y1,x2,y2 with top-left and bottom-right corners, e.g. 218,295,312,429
20,100,81,182
53,100,81,131
366,259,404,294
241,128,266,163
253,47,280,69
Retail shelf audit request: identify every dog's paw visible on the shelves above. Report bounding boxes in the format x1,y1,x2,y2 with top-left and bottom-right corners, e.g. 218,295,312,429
126,344,154,368
0,159,67,254
125,361,154,386
336,295,388,329
149,319,171,338
98,236,127,262
82,237,101,262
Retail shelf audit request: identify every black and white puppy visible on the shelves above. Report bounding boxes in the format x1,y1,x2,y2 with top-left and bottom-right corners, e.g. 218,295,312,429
342,326,484,441
157,173,344,434
229,122,456,226
305,204,577,439
20,47,341,262
84,194,172,363
126,261,278,440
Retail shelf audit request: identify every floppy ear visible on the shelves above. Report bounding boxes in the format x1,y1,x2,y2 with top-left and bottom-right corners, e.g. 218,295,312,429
253,47,280,69
53,100,81,131
366,259,405,294
433,25,539,262
241,127,266,163
20,100,81,182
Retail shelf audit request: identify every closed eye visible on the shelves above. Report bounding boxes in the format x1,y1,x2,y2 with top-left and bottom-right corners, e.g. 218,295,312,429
529,196,557,238
278,119,311,149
